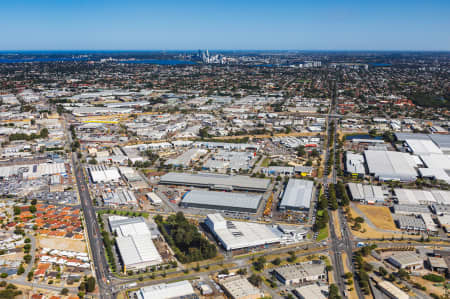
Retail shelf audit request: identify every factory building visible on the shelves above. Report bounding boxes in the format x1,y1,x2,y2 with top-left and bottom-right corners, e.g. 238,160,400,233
273,261,326,285
279,179,314,211
109,216,162,271
345,152,366,178
159,172,270,192
87,165,121,183
205,214,281,252
387,252,423,270
135,280,196,299
364,150,417,182
347,183,386,204
294,284,328,299
219,276,264,299
165,148,207,168
181,190,262,213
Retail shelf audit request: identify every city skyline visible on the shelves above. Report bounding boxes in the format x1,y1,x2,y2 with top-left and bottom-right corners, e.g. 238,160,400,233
1,0,450,51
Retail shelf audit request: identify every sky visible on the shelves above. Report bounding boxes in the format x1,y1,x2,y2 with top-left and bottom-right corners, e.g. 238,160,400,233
1,0,450,51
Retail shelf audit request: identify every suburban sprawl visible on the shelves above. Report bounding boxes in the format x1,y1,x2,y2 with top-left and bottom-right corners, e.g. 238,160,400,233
0,50,449,299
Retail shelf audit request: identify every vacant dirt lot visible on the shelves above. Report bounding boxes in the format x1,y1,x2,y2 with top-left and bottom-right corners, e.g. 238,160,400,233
38,236,86,252
357,204,399,231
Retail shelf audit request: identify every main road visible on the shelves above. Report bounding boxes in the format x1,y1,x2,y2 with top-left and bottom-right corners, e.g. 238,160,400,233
72,152,115,299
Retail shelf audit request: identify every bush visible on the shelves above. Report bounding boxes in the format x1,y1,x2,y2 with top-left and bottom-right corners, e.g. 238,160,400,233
423,274,445,282
0,273,8,278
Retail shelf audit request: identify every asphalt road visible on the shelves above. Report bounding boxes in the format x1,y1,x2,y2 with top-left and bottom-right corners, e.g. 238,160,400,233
72,152,114,299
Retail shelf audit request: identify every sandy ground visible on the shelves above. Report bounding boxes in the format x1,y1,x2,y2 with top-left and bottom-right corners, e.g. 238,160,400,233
348,207,419,239
357,204,400,231
410,276,446,297
332,210,342,239
38,236,86,252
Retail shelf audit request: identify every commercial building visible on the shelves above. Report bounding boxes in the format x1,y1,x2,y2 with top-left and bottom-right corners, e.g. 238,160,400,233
364,150,417,182
219,276,264,299
405,139,443,155
165,148,207,168
345,152,366,178
205,213,281,251
87,165,121,183
279,179,314,211
159,172,270,192
394,188,450,205
203,150,255,172
347,183,386,204
146,192,162,205
392,204,431,216
387,251,423,270
181,190,262,213
135,280,196,299
394,215,426,232
377,280,409,299
273,261,326,285
102,189,137,206
294,284,328,299
109,216,162,271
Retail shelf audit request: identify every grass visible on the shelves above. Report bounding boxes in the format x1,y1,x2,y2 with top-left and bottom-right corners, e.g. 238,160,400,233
357,204,399,231
261,157,270,167
317,226,329,241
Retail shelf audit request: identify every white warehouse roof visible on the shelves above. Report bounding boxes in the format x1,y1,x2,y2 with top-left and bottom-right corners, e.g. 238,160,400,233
279,179,314,210
405,139,443,155
136,280,195,299
364,150,418,181
205,213,282,251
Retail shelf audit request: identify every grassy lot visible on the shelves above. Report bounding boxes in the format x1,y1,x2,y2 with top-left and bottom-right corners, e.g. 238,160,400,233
348,207,420,239
317,226,329,241
357,204,399,231
261,157,270,167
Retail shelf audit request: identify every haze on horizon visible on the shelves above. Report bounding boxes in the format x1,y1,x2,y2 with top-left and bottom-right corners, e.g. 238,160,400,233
1,0,450,51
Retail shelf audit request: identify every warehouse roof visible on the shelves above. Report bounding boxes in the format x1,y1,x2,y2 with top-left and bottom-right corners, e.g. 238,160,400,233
160,172,270,191
219,276,262,299
205,213,281,251
394,215,426,230
393,204,430,215
348,183,385,202
88,165,121,183
377,280,409,299
364,150,418,181
116,234,162,268
405,139,442,155
395,188,436,205
274,262,326,281
295,284,327,299
137,281,195,299
345,152,366,174
279,179,314,210
388,251,423,267
182,190,262,211
420,154,450,170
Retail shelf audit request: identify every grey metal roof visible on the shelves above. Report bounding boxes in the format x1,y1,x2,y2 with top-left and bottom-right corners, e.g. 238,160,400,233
279,179,314,210
394,215,426,230
182,190,262,210
160,172,270,191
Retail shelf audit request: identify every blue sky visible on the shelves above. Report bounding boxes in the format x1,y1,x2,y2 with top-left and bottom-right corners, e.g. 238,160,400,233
1,0,449,50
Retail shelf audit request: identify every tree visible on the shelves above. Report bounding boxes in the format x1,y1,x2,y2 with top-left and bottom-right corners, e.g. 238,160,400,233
272,257,281,266
379,266,388,276
61,288,69,295
27,271,33,281
253,256,266,271
17,265,25,275
237,268,247,275
296,145,306,157
86,277,96,292
248,274,262,287
329,284,341,299
23,254,32,264
13,206,21,215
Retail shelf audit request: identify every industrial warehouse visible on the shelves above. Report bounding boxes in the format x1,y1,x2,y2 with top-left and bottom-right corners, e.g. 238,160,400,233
364,150,418,181
159,172,270,192
279,179,314,211
181,190,262,213
205,214,307,252
109,216,162,271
